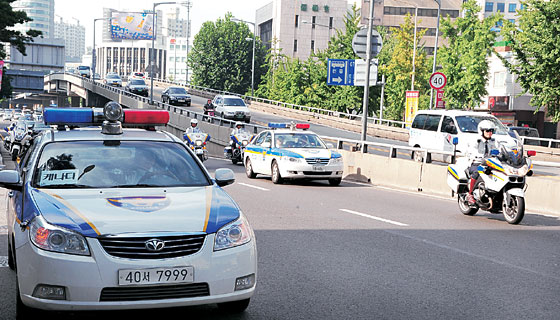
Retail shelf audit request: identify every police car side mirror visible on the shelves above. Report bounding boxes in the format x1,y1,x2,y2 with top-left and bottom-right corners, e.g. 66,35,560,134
326,143,335,149
0,170,23,191
215,168,235,187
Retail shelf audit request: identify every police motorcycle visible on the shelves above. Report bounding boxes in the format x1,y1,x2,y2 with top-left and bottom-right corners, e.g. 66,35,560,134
447,139,535,225
9,121,34,161
3,123,16,150
225,123,252,165
184,132,211,162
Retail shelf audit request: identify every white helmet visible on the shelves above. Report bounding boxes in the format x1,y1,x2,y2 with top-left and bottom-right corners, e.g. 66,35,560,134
478,120,496,135
190,119,198,127
235,122,244,128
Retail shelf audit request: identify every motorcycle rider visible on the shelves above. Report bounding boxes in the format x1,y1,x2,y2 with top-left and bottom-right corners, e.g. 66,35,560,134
203,99,214,115
185,119,202,134
466,120,499,205
230,122,247,149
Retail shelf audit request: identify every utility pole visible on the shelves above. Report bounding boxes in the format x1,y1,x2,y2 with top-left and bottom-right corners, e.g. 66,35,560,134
360,0,375,149
185,1,191,84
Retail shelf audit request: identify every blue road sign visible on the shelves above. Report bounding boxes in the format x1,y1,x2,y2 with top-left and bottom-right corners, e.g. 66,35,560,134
327,59,355,86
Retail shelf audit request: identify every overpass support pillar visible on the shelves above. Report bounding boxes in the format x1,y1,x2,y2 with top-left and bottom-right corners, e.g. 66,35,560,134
57,95,69,108
85,91,110,108
70,96,81,107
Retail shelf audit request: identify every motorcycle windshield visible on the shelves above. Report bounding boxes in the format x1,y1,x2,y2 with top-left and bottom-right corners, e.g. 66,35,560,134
499,144,524,167
233,133,251,144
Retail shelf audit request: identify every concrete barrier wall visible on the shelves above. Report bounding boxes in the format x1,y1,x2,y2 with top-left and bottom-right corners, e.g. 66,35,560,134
339,149,559,216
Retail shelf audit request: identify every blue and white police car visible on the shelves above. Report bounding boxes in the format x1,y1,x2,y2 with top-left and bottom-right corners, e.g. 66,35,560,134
243,123,344,185
2,103,256,317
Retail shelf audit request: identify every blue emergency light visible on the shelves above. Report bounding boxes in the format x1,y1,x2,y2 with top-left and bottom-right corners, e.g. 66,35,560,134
268,123,288,129
44,108,93,125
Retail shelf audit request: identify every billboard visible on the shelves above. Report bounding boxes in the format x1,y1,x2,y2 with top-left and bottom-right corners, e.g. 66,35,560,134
111,11,155,40
405,91,419,126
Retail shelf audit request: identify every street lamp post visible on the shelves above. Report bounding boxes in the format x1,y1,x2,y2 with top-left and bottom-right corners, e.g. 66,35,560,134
150,2,186,105
429,0,442,109
232,18,256,97
92,17,113,77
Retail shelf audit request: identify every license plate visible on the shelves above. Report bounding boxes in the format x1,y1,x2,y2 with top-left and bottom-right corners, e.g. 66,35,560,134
195,149,203,154
178,99,185,102
118,266,194,286
312,166,324,171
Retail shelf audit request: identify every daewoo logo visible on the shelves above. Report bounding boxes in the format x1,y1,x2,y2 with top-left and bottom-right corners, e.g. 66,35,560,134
145,239,165,252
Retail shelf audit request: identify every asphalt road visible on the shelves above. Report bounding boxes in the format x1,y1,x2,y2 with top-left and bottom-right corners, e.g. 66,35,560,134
1,155,559,319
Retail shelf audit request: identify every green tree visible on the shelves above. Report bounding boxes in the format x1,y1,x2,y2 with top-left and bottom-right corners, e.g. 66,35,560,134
437,0,501,110
500,0,560,122
188,13,266,95
1,0,42,99
381,14,431,121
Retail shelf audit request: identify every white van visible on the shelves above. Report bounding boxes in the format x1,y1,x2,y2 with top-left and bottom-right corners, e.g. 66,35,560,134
408,110,517,161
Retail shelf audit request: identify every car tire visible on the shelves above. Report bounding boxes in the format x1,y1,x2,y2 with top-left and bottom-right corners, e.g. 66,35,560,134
328,178,342,186
187,102,191,107
271,161,283,184
8,235,15,271
221,112,225,119
245,158,257,179
217,298,250,313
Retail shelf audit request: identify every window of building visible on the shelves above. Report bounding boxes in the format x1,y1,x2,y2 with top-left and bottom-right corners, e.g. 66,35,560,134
329,17,333,29
312,16,316,29
494,71,506,88
312,4,319,12
324,5,329,13
182,45,186,50
311,40,315,52
295,14,299,27
485,2,494,12
496,2,505,12
508,3,516,12
294,39,298,52
301,4,307,11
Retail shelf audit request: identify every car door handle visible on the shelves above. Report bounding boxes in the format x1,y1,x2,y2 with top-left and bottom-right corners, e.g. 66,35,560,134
8,191,14,198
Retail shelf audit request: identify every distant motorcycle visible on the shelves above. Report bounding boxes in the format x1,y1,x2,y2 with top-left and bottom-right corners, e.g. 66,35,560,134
184,132,210,162
447,141,535,224
225,131,252,165
203,101,215,121
10,123,33,161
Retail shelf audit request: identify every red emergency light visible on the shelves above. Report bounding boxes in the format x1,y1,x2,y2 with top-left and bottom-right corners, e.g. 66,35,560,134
123,109,170,125
295,123,310,130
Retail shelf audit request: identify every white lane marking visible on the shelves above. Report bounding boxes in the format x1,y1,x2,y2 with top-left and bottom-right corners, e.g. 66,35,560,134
238,183,270,191
0,256,8,268
340,209,409,227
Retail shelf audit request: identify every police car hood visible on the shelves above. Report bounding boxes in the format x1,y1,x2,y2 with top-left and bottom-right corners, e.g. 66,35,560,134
285,148,340,159
31,186,240,238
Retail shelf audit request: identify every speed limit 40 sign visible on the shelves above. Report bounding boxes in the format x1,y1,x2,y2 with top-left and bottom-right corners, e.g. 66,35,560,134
429,72,447,90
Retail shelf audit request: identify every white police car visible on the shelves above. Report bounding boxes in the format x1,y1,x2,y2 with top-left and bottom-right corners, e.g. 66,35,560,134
243,123,344,185
2,103,257,317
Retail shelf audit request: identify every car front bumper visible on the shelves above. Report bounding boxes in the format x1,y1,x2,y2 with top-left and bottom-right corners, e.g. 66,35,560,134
17,233,257,311
278,161,343,180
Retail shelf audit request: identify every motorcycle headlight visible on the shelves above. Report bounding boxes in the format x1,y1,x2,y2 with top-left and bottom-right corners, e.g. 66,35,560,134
214,215,252,251
504,166,518,176
29,216,90,256
196,140,203,146
517,165,528,176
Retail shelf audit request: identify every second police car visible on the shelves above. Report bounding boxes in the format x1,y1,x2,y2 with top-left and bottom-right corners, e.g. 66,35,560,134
243,123,344,185
2,103,257,318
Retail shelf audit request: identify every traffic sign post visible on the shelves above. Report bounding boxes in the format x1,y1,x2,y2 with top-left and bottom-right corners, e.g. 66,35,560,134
327,59,355,86
436,89,445,109
352,28,383,59
429,72,447,90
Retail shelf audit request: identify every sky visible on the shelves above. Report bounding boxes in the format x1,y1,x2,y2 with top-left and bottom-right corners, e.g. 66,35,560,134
54,0,276,49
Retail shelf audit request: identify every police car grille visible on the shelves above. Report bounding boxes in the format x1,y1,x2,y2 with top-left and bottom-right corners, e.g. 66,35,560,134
98,234,206,259
305,158,330,165
100,283,209,301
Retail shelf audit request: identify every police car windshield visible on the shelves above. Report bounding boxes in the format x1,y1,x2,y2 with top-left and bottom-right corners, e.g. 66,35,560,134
275,133,326,149
33,141,211,188
455,116,507,135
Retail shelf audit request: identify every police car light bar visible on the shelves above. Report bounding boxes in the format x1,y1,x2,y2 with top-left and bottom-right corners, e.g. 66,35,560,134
268,123,288,129
296,123,310,130
44,108,170,126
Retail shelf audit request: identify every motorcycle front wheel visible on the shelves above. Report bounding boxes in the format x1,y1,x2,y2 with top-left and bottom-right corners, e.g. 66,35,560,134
503,196,525,224
458,193,478,216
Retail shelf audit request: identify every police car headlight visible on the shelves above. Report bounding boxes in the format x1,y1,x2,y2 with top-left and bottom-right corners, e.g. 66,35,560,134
331,157,343,164
214,215,252,251
29,216,90,256
283,156,302,163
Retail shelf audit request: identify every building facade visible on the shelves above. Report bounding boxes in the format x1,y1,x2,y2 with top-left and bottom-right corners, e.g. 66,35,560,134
96,8,167,79
256,0,349,60
13,0,55,38
164,7,192,83
54,18,86,63
361,0,464,55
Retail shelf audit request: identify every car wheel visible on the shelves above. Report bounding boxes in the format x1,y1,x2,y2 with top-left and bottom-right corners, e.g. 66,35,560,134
245,158,257,179
245,118,250,123
217,298,250,313
11,150,18,161
328,178,342,186
271,161,283,184
221,112,225,119
8,235,15,271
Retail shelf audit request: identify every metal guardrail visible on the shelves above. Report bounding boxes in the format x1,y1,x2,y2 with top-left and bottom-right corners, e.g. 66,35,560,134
149,77,408,128
520,136,560,149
